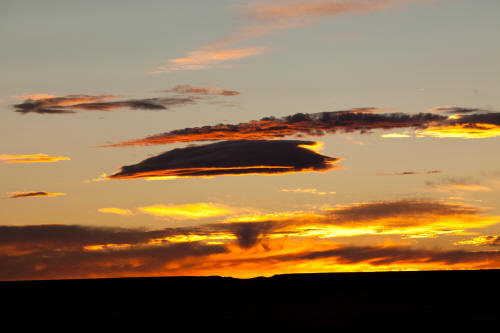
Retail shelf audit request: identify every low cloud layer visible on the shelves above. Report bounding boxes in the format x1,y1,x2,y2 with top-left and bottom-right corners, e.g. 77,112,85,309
0,153,70,164
2,197,500,280
7,191,66,199
108,140,339,180
103,108,500,147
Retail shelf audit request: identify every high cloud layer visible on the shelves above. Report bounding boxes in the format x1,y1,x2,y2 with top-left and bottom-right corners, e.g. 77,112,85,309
103,108,500,147
7,191,66,199
2,198,500,280
154,0,430,72
12,85,240,115
108,140,339,180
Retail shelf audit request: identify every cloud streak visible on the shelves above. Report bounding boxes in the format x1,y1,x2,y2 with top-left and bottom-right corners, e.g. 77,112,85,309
7,192,66,199
12,85,241,115
154,0,431,72
108,140,339,180
0,153,70,164
104,108,500,147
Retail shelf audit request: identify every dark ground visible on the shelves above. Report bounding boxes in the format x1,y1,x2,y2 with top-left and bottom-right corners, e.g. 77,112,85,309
2,270,499,328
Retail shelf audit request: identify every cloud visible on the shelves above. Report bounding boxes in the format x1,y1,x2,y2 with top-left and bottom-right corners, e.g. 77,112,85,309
153,47,268,73
137,203,233,219
165,85,240,96
428,106,491,115
0,153,70,164
7,192,66,199
105,108,500,147
103,108,450,147
427,177,492,193
0,224,227,280
1,198,499,279
98,208,134,216
108,140,340,180
154,0,430,72
217,199,499,247
455,235,500,246
13,94,194,114
417,112,500,138
376,170,441,176
281,188,336,195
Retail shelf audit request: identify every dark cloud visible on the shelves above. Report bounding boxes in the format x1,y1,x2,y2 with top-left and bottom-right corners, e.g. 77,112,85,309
102,108,500,147
431,107,491,115
450,112,500,126
0,224,227,280
278,245,500,267
7,191,66,199
108,140,339,179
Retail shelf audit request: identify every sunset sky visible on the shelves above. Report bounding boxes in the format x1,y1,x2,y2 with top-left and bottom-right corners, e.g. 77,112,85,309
1,0,500,280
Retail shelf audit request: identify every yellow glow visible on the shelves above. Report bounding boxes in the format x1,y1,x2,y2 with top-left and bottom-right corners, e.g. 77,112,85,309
381,133,411,138
84,243,133,251
298,141,324,153
148,233,236,244
0,153,70,164
98,207,134,216
417,123,500,139
455,235,499,246
137,203,232,219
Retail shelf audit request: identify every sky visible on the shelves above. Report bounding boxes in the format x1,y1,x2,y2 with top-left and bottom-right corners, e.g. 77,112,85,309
1,0,500,281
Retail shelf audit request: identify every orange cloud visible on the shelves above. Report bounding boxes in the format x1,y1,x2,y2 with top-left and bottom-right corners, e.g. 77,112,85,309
154,0,429,73
153,47,268,73
0,153,70,164
5,223,500,280
7,191,66,199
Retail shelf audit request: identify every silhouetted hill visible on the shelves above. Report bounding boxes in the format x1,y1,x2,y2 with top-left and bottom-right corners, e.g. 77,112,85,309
2,270,499,328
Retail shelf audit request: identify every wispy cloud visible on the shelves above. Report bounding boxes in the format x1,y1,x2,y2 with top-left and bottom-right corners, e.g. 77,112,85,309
108,140,339,180
164,85,240,96
427,177,492,193
376,170,441,176
7,191,66,199
0,153,70,164
12,85,241,115
154,0,431,73
281,188,336,195
153,47,268,73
